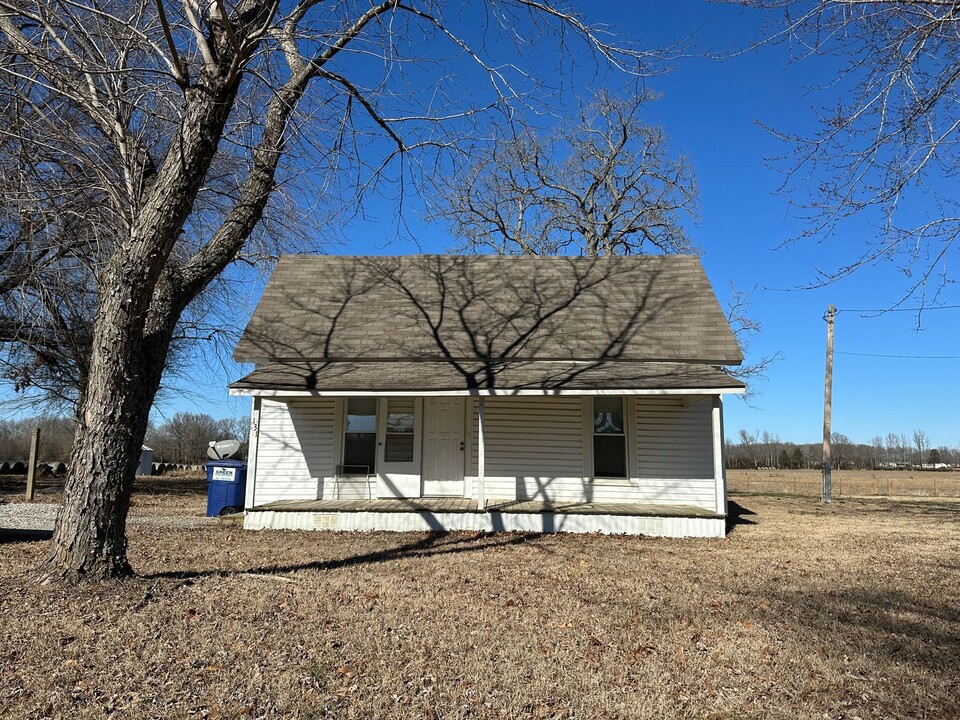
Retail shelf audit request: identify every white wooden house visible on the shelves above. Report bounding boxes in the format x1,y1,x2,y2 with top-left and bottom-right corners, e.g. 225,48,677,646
230,254,744,537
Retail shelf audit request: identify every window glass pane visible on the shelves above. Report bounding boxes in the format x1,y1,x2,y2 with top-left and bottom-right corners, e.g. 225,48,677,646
346,397,377,432
386,399,414,433
343,432,376,473
384,433,414,462
593,397,624,435
594,435,626,478
384,399,415,462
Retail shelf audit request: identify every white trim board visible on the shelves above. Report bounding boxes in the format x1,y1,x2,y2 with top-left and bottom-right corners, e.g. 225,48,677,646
244,509,726,538
230,387,744,398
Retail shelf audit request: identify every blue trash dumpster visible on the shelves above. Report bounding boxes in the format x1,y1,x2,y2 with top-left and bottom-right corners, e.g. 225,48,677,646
205,460,248,516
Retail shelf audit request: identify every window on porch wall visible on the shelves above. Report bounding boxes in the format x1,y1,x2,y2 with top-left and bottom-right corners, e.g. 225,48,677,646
344,398,377,474
384,398,415,462
593,397,627,478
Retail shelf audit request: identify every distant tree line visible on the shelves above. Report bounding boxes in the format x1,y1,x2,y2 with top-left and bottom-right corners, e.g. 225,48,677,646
0,415,75,462
0,412,248,466
727,430,956,471
146,413,249,465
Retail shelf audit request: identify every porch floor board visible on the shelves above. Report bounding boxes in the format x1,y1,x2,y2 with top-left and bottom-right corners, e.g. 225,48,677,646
252,497,720,519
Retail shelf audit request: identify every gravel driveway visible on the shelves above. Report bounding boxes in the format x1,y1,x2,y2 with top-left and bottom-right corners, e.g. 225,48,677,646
0,501,218,530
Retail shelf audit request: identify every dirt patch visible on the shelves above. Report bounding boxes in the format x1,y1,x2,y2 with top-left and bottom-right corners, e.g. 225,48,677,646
2,495,959,719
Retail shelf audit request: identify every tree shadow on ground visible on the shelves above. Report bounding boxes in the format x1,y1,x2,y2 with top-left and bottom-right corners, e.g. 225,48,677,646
840,498,960,520
778,585,960,677
0,528,53,543
145,530,548,582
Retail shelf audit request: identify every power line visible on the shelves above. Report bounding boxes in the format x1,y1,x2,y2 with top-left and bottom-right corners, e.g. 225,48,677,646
836,351,960,360
836,304,960,314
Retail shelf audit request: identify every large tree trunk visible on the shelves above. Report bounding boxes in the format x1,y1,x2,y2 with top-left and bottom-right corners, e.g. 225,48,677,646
36,75,242,582
39,302,171,582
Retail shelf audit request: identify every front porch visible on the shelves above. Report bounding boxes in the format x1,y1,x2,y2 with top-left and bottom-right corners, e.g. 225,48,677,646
245,497,727,538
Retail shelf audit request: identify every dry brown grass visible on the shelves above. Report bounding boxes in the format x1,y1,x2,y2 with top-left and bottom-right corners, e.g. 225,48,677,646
729,468,960,499
2,490,960,719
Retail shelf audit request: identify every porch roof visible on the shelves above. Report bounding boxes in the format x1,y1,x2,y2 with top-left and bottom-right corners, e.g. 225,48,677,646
229,359,744,396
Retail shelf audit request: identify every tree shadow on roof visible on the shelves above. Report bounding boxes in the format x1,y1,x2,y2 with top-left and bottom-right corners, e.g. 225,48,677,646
232,254,741,393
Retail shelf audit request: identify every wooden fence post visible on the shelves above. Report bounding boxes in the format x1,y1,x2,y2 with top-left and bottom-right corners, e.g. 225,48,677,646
25,427,41,501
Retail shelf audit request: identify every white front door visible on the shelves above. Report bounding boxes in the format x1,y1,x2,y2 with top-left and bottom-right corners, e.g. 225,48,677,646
421,397,465,496
375,398,422,498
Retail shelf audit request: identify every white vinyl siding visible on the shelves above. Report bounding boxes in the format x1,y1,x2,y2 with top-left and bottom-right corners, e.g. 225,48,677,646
634,397,716,508
250,394,720,511
252,399,337,505
464,395,718,509
469,397,585,501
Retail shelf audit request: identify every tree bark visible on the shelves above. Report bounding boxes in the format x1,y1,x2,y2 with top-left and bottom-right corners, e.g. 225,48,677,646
39,314,171,581
37,76,240,582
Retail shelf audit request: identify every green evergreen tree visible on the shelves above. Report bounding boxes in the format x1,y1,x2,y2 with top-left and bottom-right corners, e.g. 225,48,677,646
791,446,805,469
777,448,791,469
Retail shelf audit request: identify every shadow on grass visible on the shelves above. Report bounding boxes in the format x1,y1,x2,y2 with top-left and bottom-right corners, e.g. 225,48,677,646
780,586,960,676
840,498,960,520
145,530,547,582
726,499,757,534
0,528,53,543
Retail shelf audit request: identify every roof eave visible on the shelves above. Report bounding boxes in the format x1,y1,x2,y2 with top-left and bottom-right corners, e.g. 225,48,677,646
232,355,745,366
228,386,746,398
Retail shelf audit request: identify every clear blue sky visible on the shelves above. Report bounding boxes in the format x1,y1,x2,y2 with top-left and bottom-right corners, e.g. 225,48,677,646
42,2,960,449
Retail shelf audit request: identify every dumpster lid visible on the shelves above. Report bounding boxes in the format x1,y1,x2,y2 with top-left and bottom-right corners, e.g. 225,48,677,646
205,459,247,467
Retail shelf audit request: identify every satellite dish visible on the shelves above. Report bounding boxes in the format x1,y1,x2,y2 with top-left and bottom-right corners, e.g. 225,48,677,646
207,438,242,460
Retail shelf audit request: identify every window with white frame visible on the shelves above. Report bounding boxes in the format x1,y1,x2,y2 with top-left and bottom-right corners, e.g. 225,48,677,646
384,398,415,463
343,398,377,474
593,397,626,478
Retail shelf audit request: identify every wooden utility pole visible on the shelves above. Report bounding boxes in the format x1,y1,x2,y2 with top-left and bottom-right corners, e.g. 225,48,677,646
25,427,41,501
822,305,836,503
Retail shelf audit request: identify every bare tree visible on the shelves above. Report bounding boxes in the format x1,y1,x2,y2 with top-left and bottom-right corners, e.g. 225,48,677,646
721,283,781,397
898,432,912,465
831,431,851,470
0,87,106,408
0,0,659,581
913,429,930,467
740,1,960,308
884,432,901,466
435,89,772,388
870,435,885,469
0,414,75,460
434,90,698,257
738,429,758,468
146,412,247,463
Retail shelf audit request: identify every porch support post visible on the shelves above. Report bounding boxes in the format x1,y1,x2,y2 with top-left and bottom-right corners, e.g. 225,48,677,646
244,397,262,511
711,395,727,516
477,396,486,511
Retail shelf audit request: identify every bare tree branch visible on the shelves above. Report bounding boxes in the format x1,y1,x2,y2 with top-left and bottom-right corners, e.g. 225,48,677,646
433,89,698,256
736,0,960,310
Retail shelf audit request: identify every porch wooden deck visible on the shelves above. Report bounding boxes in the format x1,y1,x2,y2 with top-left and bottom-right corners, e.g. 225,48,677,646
253,497,720,519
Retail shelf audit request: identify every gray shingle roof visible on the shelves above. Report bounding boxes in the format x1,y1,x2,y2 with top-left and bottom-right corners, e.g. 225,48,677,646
234,254,743,366
230,360,743,393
